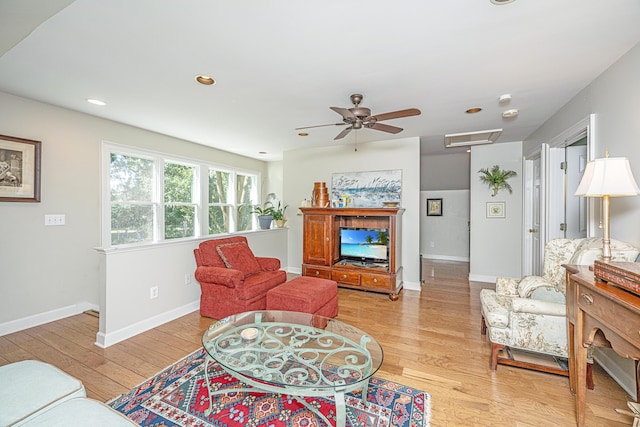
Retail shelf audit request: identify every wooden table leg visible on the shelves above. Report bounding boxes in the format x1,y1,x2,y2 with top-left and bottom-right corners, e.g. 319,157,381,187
576,309,587,426
568,320,576,394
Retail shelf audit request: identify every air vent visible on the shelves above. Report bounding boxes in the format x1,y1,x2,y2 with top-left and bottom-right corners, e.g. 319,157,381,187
444,128,502,148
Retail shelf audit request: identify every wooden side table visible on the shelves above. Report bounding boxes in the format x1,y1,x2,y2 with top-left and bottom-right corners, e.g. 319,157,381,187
565,264,640,426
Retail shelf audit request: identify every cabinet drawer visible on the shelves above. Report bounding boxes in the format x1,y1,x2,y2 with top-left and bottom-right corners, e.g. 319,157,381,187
577,284,640,349
332,270,360,285
361,274,390,289
303,266,332,280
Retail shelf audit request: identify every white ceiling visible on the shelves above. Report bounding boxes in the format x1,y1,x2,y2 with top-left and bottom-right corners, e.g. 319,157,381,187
1,0,639,161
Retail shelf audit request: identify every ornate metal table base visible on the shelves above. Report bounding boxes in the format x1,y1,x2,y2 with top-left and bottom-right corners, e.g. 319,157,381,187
201,311,382,427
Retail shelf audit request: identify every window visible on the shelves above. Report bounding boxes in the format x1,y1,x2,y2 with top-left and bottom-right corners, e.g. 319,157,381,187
164,162,197,239
109,153,155,245
103,143,260,247
208,169,258,234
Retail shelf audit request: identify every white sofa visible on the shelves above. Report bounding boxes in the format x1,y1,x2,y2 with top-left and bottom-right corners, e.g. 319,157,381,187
0,360,137,426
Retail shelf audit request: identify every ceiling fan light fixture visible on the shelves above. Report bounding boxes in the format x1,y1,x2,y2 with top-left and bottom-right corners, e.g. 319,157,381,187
490,0,516,4
298,132,309,136
444,128,502,148
465,107,482,114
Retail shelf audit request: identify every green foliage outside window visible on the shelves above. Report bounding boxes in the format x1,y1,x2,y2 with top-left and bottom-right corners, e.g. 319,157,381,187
164,163,196,239
110,153,154,245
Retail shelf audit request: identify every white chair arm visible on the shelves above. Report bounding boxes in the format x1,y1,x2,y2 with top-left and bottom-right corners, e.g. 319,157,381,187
495,277,519,296
511,298,566,316
517,275,556,298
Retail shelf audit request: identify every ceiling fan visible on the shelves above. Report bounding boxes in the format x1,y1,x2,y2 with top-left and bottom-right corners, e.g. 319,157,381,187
296,94,421,140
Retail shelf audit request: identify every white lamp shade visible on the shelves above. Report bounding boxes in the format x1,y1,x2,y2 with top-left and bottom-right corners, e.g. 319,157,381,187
574,157,640,197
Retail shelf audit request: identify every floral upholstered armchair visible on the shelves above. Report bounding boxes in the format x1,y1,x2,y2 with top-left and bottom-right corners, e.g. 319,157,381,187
480,237,639,384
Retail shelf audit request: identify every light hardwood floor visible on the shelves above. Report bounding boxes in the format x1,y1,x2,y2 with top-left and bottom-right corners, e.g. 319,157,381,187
0,259,634,426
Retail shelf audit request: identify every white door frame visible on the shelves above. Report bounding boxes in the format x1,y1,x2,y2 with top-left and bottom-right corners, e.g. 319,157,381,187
546,114,597,241
523,114,597,272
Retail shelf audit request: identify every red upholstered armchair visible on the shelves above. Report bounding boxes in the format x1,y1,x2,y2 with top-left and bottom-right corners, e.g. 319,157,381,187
194,236,287,319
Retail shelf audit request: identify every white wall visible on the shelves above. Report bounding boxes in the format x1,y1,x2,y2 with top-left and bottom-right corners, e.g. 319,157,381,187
283,137,422,290
420,190,469,261
421,152,470,191
469,141,523,282
0,90,272,337
96,229,287,347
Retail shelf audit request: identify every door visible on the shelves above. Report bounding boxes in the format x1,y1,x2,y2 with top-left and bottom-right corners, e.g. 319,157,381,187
303,214,332,265
565,144,588,238
524,158,542,275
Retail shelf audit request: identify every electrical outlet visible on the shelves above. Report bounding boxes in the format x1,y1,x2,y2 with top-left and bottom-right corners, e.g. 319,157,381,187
44,214,66,226
150,286,159,299
184,273,191,285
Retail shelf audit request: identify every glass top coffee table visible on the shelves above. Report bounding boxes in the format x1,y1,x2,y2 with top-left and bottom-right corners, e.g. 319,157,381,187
201,310,383,427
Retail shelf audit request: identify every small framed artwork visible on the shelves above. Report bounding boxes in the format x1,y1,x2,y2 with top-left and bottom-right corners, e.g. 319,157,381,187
0,134,42,202
426,198,443,216
486,202,506,218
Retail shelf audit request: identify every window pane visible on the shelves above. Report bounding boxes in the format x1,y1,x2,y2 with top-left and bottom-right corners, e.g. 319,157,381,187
236,173,256,205
165,205,195,239
208,205,230,234
209,170,230,203
110,154,153,202
236,205,253,231
111,204,154,245
165,163,195,203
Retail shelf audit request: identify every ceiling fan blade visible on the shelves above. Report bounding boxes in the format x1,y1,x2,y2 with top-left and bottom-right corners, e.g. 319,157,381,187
334,126,353,140
368,122,403,134
330,106,357,120
368,108,421,122
295,123,346,130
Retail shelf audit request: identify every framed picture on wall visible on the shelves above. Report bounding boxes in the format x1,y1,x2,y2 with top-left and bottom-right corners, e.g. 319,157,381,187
426,198,442,216
486,202,506,218
0,134,41,202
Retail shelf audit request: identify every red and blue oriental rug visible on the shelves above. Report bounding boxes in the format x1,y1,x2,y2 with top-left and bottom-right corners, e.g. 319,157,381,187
108,348,431,427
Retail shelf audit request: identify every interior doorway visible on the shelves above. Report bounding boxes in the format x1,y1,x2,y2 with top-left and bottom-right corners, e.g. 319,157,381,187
523,114,596,275
564,139,588,239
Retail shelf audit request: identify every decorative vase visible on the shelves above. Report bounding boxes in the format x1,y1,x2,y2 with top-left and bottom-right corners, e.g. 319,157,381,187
258,215,273,230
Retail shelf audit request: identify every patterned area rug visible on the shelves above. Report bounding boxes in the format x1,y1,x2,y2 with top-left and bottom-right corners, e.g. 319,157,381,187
109,348,430,427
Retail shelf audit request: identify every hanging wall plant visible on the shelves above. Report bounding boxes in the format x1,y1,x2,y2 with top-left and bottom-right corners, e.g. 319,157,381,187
478,165,517,197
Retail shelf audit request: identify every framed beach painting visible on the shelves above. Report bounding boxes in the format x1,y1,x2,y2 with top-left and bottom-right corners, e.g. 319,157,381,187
331,169,401,208
0,134,41,202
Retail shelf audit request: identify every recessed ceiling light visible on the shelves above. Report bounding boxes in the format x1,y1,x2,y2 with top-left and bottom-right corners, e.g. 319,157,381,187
465,107,482,114
502,109,519,118
87,98,106,106
298,132,309,136
490,0,516,4
195,75,215,85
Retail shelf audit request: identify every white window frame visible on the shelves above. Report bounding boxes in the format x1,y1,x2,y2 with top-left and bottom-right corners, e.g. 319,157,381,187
101,141,261,248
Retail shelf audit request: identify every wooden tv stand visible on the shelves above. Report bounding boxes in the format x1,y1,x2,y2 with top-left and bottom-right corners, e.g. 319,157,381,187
300,207,403,300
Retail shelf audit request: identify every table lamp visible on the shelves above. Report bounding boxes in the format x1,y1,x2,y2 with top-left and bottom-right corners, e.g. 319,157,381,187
574,155,640,261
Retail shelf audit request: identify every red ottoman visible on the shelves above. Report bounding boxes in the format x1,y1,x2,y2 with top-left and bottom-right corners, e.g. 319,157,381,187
266,277,338,318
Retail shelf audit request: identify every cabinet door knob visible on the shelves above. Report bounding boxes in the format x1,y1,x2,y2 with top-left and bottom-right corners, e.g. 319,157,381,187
581,293,594,305
315,271,319,276
342,274,347,279
373,278,378,283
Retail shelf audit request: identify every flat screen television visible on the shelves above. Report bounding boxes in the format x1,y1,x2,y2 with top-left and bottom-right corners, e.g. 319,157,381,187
339,227,389,263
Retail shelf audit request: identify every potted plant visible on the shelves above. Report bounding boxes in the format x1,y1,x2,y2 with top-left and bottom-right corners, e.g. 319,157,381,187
250,203,275,229
271,202,288,228
478,165,517,197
